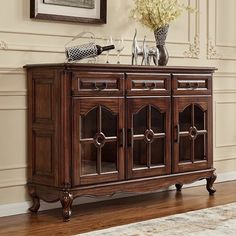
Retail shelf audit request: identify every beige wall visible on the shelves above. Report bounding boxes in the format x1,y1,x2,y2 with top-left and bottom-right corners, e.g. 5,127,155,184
0,0,236,206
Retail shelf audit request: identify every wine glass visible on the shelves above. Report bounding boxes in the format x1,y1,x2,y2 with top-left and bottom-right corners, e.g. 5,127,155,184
115,38,124,64
106,36,113,64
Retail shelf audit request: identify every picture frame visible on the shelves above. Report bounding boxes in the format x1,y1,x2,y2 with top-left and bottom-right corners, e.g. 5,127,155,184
30,0,107,24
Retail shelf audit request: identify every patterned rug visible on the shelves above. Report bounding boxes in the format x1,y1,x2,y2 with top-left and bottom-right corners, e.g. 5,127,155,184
77,202,236,236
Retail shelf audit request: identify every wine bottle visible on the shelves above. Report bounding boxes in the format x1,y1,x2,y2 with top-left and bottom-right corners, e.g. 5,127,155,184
65,42,115,62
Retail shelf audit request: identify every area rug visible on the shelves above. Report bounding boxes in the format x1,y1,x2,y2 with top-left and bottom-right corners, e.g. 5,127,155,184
77,202,236,236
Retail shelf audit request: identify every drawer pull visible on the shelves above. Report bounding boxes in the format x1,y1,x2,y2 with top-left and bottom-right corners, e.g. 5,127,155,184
143,82,156,90
93,82,107,91
193,82,199,89
186,82,200,89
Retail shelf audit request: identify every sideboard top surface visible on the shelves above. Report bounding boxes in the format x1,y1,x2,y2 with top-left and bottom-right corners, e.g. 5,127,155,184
24,63,217,74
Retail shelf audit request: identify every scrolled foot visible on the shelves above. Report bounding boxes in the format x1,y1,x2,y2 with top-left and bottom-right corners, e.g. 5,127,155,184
60,191,73,222
175,183,183,192
206,172,217,195
28,185,40,213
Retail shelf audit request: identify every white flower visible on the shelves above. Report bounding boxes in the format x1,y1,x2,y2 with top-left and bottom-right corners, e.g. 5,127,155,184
130,0,194,30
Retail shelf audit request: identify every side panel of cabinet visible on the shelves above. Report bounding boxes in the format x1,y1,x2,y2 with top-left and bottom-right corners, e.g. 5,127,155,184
28,69,61,187
127,97,171,179
172,96,213,173
72,97,125,186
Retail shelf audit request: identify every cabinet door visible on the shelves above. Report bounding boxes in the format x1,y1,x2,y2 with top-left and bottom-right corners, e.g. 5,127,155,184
73,98,124,186
127,97,171,179
173,96,213,173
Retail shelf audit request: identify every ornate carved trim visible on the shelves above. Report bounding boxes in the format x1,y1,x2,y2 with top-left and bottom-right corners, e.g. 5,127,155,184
0,40,7,49
207,39,221,59
184,36,200,58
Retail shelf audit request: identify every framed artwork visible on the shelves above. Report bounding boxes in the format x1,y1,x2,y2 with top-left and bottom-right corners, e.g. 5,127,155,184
30,0,107,24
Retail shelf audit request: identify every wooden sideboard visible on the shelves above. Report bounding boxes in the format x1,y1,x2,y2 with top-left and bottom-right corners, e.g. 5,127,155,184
24,63,217,221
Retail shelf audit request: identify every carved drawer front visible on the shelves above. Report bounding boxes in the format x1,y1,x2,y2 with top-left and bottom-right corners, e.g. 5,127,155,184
72,72,124,96
126,73,171,96
172,74,212,95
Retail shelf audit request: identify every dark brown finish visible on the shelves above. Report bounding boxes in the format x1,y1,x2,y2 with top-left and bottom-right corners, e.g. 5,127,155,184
1,181,235,236
175,183,183,191
172,74,212,95
206,172,217,195
126,73,171,96
30,0,107,24
72,72,124,96
28,185,40,213
60,191,73,222
172,96,213,173
24,63,216,221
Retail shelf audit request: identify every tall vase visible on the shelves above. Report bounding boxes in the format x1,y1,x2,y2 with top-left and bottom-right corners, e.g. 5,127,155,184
154,25,169,66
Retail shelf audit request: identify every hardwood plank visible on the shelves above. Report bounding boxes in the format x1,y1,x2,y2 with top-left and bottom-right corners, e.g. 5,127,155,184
0,181,236,236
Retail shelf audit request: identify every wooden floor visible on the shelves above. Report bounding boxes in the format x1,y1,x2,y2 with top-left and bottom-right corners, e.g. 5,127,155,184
0,181,236,236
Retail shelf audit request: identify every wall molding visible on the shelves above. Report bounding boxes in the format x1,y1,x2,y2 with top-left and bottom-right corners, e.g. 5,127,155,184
214,101,236,148
0,170,235,218
0,0,200,59
0,165,27,171
207,0,236,60
0,67,25,75
0,91,27,96
213,89,236,94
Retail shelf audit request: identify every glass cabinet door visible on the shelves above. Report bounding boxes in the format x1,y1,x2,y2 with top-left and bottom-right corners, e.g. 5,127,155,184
173,97,213,173
127,98,171,179
73,98,124,186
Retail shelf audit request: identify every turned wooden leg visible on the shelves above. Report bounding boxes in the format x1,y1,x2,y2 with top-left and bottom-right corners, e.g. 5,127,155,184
60,191,73,222
175,184,183,192
206,172,217,195
28,186,40,213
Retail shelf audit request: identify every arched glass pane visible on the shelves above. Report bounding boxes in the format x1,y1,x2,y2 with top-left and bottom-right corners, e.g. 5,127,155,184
102,107,117,137
81,143,97,175
151,138,165,166
179,105,192,131
81,108,97,139
151,106,164,133
179,136,192,162
133,140,147,168
133,107,147,135
194,106,205,130
194,135,206,161
101,142,117,173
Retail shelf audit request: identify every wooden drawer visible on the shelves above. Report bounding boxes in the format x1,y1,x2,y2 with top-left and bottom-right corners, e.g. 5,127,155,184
72,72,124,96
172,74,212,95
126,73,171,96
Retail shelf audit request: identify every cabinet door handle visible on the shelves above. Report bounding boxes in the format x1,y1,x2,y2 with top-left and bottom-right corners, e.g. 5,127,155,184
176,124,180,143
127,128,133,147
119,128,125,147
193,82,199,89
143,82,156,90
93,82,107,91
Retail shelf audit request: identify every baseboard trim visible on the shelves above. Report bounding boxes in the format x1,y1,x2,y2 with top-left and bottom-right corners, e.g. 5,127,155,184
0,171,236,218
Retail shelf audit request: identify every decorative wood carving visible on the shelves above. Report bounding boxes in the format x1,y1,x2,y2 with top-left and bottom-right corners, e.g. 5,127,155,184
28,185,40,213
206,172,217,195
25,63,216,221
60,191,73,222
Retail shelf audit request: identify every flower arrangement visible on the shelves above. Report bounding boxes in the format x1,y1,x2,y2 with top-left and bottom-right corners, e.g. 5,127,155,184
131,0,194,30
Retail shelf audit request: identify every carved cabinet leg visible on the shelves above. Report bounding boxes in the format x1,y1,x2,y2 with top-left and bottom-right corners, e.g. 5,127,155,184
28,186,40,213
175,183,183,192
60,191,73,222
206,173,217,195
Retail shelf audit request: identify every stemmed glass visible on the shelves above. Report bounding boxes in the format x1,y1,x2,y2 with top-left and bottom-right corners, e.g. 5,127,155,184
115,38,124,64
106,36,113,64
